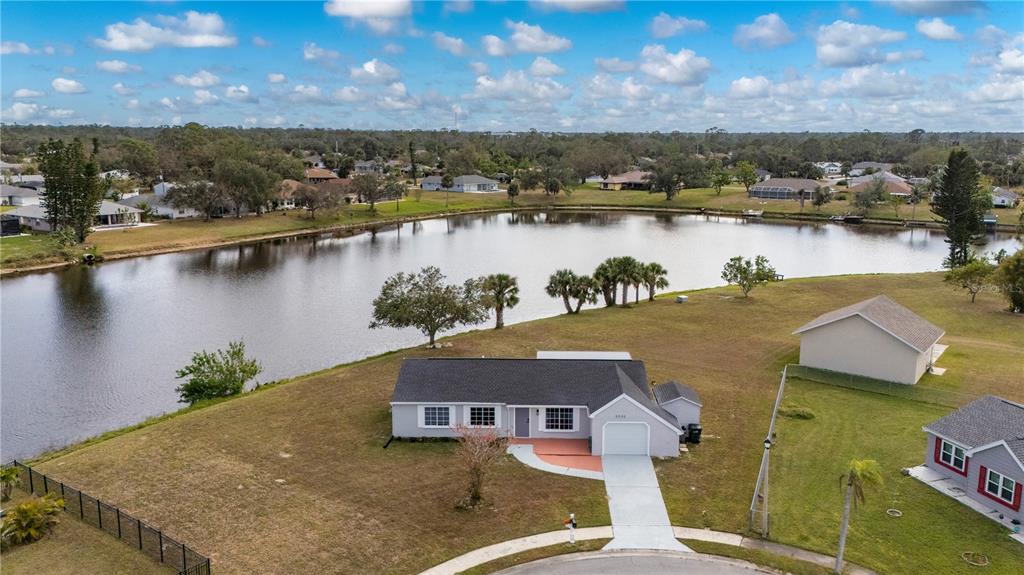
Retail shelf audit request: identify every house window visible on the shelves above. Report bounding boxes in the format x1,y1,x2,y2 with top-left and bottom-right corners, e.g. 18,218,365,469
469,407,496,427
543,408,575,431
984,469,1017,505
939,439,966,472
422,406,450,428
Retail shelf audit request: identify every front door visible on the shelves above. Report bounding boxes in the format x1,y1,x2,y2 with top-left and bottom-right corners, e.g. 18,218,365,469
514,408,530,438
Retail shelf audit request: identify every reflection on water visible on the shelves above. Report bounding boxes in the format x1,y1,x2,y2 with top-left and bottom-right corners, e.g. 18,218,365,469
1,211,1019,460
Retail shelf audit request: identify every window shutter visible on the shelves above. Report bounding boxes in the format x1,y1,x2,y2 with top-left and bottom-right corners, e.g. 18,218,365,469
933,437,941,464
1014,482,1023,512
978,466,988,494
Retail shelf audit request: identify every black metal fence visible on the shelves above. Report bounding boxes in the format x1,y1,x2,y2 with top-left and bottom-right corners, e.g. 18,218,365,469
5,461,211,575
786,364,973,408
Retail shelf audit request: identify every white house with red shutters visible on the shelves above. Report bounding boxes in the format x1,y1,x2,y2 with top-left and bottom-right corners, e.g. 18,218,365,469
916,395,1024,532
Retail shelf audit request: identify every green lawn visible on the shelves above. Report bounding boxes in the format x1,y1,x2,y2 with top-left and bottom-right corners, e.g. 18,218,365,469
0,234,62,266
19,273,1024,574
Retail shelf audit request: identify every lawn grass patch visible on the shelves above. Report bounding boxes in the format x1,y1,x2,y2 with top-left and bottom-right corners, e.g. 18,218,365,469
22,273,1023,574
456,539,610,575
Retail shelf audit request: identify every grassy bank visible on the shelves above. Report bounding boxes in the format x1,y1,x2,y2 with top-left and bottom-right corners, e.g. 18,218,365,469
17,273,1024,574
5,187,1019,272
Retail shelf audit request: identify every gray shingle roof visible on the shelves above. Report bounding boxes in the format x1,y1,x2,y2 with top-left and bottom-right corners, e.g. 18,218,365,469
652,381,702,407
792,295,944,353
392,358,679,428
9,200,141,219
925,395,1024,464
1,184,38,198
454,175,498,185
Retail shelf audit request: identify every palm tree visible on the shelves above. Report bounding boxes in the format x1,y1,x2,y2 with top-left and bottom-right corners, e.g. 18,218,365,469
612,256,642,306
569,275,599,313
480,274,519,329
593,260,618,307
835,459,884,574
545,269,578,314
641,262,670,301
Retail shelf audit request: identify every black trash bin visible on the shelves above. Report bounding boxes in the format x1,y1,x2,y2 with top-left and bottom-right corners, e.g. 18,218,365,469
687,423,703,444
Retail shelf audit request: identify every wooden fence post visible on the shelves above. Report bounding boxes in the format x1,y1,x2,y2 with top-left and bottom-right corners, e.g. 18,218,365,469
158,531,164,562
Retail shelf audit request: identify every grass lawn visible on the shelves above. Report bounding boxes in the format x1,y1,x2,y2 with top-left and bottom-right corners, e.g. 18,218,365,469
23,273,1024,574
6,187,1019,271
0,490,174,575
0,234,62,266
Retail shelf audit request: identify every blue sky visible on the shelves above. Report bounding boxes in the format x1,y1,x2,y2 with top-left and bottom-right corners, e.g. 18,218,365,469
2,1,1022,131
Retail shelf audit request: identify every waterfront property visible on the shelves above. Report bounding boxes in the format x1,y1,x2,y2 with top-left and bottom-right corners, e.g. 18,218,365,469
7,200,143,231
993,187,1020,208
848,172,913,199
419,175,501,192
747,178,821,200
600,170,652,191
1,184,40,206
913,395,1024,529
390,354,691,457
119,193,202,220
793,295,945,385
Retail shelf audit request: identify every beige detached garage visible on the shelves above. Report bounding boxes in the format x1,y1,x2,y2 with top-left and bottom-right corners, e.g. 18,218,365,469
793,295,944,385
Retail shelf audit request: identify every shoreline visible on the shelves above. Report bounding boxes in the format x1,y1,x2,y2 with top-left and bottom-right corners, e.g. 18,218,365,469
3,203,1017,277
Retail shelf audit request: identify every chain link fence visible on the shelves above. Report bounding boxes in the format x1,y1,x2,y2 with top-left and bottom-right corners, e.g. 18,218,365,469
786,364,974,408
5,461,210,575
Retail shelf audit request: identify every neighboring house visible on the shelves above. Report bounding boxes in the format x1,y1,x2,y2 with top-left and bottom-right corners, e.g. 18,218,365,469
390,354,695,457
748,178,821,200
1,214,21,236
920,395,1024,524
353,160,379,175
992,187,1020,208
302,153,324,168
651,381,702,432
153,181,175,196
452,175,500,193
849,161,893,177
9,200,142,231
493,172,511,183
0,160,25,174
8,174,44,185
849,172,913,198
304,167,337,184
793,295,944,385
101,169,131,180
118,194,201,219
1,184,40,206
601,170,652,191
814,162,843,176
584,174,605,184
420,175,444,191
755,168,772,181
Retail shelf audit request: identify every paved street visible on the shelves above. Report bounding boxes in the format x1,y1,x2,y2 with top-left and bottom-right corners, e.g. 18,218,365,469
495,550,772,574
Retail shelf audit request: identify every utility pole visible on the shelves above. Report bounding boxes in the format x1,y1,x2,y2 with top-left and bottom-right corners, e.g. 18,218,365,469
749,366,788,537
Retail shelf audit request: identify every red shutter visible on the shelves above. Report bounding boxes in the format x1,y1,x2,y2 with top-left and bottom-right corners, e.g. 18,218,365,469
934,437,942,463
1013,481,1023,512
978,466,988,494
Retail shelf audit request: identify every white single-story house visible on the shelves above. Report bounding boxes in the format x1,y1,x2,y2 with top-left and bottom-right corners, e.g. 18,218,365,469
419,175,500,193
353,160,379,175
9,200,142,232
118,193,201,219
918,395,1024,525
1,184,40,206
420,175,444,191
993,187,1020,208
849,161,893,177
390,353,703,457
793,295,945,385
601,170,652,191
153,181,175,196
814,162,843,176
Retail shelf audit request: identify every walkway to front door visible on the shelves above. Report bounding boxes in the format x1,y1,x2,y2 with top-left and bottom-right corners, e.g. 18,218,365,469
601,455,691,552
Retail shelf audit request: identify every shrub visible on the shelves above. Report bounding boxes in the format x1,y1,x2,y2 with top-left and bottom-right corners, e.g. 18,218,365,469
778,405,816,420
175,340,262,405
0,466,19,502
1,493,64,547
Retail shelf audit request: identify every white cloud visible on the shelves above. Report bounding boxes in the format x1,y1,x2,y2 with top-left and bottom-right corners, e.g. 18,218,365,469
52,78,87,94
734,13,795,50
303,42,340,61
995,48,1024,75
193,89,219,105
333,86,361,102
47,109,75,119
3,102,39,121
885,50,927,63
432,32,468,56
816,20,907,67
595,57,635,73
638,45,712,86
820,66,918,98
172,70,219,88
482,35,509,56
969,74,1024,103
267,73,287,84
251,36,270,47
13,89,44,99
225,85,253,101
265,114,286,126
470,61,489,75
351,59,401,83
916,18,962,41
1,41,31,55
879,1,984,16
290,85,322,102
650,12,707,39
382,42,405,54
472,70,571,102
507,21,572,53
95,11,236,51
728,76,772,99
125,99,140,109
324,0,411,34
976,25,1007,45
529,56,565,76
112,82,135,96
529,1,623,13
96,59,142,74
444,0,474,13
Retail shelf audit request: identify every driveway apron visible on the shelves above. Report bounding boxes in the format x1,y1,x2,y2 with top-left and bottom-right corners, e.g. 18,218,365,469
601,455,691,552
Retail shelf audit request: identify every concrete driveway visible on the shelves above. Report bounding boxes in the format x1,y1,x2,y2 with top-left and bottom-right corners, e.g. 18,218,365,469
601,455,690,552
495,550,772,574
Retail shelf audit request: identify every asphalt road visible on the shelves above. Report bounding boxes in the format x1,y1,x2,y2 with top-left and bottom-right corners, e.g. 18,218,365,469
495,551,774,574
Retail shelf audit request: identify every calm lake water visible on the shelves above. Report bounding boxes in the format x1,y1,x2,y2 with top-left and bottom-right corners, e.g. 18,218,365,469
2,211,1020,460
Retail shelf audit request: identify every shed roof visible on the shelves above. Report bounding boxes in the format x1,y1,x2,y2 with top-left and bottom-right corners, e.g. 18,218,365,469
391,358,678,428
652,381,702,407
792,295,944,353
925,395,1024,465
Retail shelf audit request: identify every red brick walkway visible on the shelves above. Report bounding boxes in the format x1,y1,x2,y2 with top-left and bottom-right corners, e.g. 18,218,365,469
510,438,603,472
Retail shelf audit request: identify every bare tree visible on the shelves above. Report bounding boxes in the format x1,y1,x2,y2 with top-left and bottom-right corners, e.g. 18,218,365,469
453,424,509,509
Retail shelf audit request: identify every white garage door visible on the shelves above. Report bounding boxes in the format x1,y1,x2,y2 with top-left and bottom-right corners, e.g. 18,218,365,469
602,422,649,455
